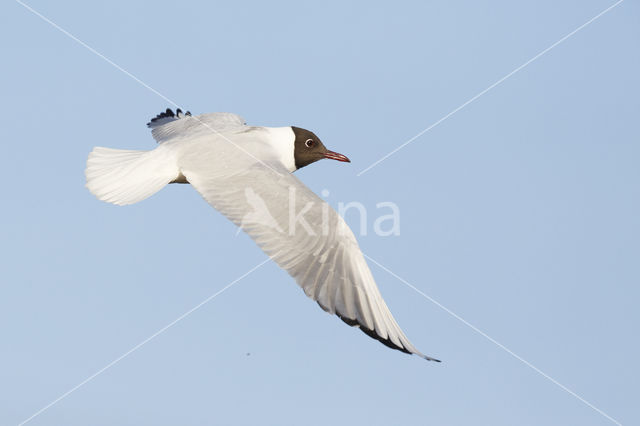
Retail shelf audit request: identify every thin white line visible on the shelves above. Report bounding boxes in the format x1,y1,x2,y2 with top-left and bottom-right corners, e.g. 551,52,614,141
14,0,284,177
363,253,623,426
14,0,174,105
17,258,272,426
357,0,625,176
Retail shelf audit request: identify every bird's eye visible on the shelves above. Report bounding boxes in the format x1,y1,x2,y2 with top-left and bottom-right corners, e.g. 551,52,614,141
305,139,315,148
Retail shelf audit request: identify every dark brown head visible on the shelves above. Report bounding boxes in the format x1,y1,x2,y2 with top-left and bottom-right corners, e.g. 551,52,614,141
291,126,350,170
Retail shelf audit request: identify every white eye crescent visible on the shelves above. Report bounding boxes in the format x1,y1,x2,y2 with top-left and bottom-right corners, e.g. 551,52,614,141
305,139,315,148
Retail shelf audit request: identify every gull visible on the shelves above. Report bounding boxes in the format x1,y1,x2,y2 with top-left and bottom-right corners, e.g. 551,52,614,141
85,108,439,361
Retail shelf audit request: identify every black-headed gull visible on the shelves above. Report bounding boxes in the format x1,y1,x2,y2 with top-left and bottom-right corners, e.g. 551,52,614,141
85,108,439,362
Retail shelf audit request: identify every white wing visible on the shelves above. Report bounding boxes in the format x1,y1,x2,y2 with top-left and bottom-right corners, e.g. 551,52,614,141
177,137,438,361
148,109,247,144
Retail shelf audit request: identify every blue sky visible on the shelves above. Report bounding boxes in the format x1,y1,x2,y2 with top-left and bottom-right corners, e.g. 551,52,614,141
1,1,638,425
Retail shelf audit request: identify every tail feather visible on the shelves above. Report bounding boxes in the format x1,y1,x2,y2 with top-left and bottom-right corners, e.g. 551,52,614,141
85,146,179,206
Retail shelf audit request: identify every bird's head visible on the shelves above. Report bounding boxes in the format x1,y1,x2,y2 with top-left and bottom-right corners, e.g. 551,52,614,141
292,126,350,170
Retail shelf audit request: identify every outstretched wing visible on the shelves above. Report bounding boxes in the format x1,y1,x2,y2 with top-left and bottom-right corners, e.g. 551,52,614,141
177,138,438,361
147,108,247,143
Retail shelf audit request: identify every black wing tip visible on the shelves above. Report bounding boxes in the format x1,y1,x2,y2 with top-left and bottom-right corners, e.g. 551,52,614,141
146,108,192,127
333,310,441,361
317,302,442,361
146,108,174,127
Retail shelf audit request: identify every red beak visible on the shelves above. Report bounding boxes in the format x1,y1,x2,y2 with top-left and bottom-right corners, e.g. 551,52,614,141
323,150,351,163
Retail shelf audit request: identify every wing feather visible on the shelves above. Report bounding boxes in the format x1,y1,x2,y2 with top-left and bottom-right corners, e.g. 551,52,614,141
149,110,247,144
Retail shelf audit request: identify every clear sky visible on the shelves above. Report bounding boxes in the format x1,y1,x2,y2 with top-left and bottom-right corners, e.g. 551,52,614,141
1,1,638,425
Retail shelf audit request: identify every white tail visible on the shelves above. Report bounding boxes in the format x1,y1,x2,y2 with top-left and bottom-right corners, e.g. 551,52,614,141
85,146,179,206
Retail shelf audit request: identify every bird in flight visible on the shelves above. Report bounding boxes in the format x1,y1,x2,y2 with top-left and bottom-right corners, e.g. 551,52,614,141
85,108,439,362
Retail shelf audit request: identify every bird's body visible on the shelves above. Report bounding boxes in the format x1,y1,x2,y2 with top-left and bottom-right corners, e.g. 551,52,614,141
85,109,439,362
